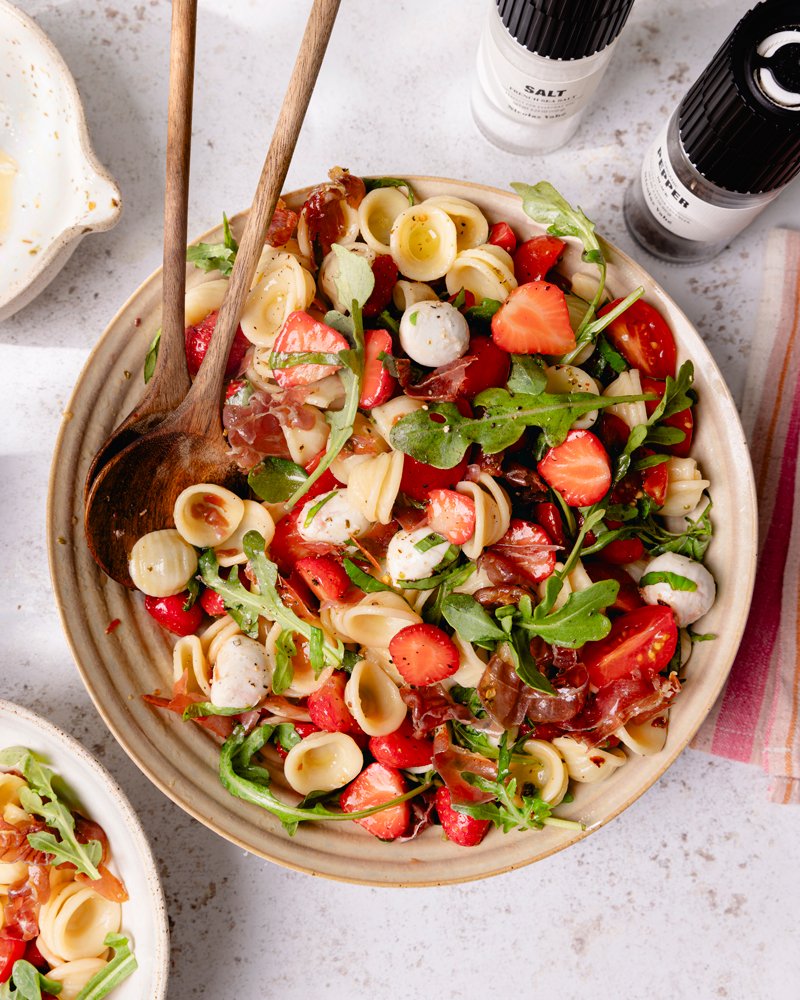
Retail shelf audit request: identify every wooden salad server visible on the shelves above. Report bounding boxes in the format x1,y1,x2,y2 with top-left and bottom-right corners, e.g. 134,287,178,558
83,0,196,498
85,0,342,586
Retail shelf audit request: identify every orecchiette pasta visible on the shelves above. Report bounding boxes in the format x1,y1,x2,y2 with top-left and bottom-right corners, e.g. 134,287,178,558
603,368,648,429
320,592,420,649
392,279,439,312
616,712,669,755
239,251,315,347
422,195,489,251
545,364,600,429
128,529,198,598
184,277,227,326
0,773,26,815
201,614,243,665
553,736,627,783
441,633,488,690
172,634,212,696
346,450,404,525
344,658,407,736
660,457,711,517
456,472,512,559
389,204,458,281
445,243,517,302
282,404,330,466
509,739,569,805
173,483,244,548
38,878,122,963
46,958,109,1000
214,500,275,567
370,395,425,444
318,242,376,312
264,622,333,697
283,732,363,796
297,199,359,259
358,186,410,255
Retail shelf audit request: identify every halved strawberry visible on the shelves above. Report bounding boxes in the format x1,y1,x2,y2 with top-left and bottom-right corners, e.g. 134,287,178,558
538,430,611,506
488,221,517,255
426,488,476,545
435,786,490,847
514,235,565,284
144,593,203,636
362,255,399,318
360,329,396,409
275,722,321,759
268,506,335,576
369,717,434,769
199,588,226,617
459,335,511,399
340,763,409,840
185,310,249,378
296,555,351,601
307,671,363,734
491,519,557,584
491,281,576,356
272,311,350,387
388,624,460,686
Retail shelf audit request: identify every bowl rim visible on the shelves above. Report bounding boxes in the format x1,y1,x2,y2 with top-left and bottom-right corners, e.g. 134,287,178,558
0,698,170,993
47,175,757,886
0,0,122,317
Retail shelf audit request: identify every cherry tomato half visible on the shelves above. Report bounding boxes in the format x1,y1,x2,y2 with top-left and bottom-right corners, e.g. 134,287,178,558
598,298,677,380
0,937,26,984
640,375,694,458
582,606,678,688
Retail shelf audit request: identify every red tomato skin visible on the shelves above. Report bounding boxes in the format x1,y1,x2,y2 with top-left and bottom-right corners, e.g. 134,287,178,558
582,606,678,688
400,454,469,503
599,536,646,565
143,593,203,636
488,221,517,254
513,235,565,284
599,298,677,380
533,501,565,548
448,289,476,311
584,561,644,613
640,375,694,458
0,938,26,983
360,329,396,408
459,335,511,399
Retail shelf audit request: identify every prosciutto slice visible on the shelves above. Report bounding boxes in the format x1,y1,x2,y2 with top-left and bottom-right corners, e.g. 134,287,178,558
300,167,366,260
395,356,475,402
432,726,497,804
265,198,298,248
3,864,50,940
562,670,681,747
0,816,48,865
143,671,236,739
400,685,474,735
224,387,314,471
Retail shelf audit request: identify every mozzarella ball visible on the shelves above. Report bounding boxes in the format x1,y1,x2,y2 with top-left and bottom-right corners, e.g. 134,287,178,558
297,490,370,544
210,635,269,708
399,299,470,368
386,526,453,584
640,552,716,626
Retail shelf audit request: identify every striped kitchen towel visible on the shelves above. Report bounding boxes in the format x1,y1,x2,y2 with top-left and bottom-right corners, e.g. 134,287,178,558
692,227,800,804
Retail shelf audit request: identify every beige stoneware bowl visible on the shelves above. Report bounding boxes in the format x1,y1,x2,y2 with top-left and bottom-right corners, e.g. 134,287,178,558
0,700,170,995
47,178,757,886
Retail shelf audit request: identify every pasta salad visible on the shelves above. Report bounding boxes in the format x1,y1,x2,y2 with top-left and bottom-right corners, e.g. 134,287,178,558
133,170,716,846
0,748,136,998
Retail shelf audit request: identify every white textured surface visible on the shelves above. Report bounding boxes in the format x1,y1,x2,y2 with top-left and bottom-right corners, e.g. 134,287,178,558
2,0,799,997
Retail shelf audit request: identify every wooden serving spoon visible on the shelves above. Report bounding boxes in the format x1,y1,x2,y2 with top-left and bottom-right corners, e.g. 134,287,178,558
83,0,196,498
85,0,341,587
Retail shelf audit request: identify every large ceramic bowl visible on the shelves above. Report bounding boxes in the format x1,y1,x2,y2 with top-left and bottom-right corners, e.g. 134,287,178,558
0,0,121,322
47,177,757,885
0,700,170,996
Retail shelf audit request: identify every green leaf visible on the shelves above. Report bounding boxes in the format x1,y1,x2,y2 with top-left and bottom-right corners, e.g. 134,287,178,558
182,575,200,611
517,580,619,648
596,335,628,374
343,558,395,594
649,361,694,426
506,355,547,396
689,630,716,643
271,629,297,695
364,176,415,205
509,631,556,694
8,961,63,999
511,181,600,259
182,702,252,719
303,489,337,528
332,243,375,311
269,349,343,370
449,684,486,719
309,625,325,676
374,309,400,335
440,593,507,647
273,723,302,753
75,934,138,1000
0,747,102,881
323,309,355,339
614,423,648,484
464,297,502,325
186,212,238,275
645,425,686,447
143,327,161,384
414,531,446,552
640,571,698,591
248,457,308,503
634,453,670,471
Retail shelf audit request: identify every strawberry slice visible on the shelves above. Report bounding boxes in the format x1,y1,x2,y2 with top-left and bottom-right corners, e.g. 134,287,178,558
369,717,434,769
488,221,517,255
199,588,226,617
389,624,460,686
296,555,351,601
185,310,249,378
360,329,396,409
426,488,476,545
491,519,558,584
491,281,576,356
144,593,203,636
340,763,410,840
307,672,364,734
538,430,611,506
513,235,565,284
435,786,490,847
272,310,350,387
362,255,399,318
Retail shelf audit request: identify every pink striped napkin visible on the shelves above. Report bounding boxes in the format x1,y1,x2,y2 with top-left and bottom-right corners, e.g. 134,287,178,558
693,227,800,803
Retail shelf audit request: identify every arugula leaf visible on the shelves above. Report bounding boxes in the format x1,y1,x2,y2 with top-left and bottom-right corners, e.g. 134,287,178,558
451,722,498,757
640,571,698,591
464,297,502,327
645,425,686,448
248,457,308,503
186,212,238,275
182,575,200,611
364,176,415,205
634,453,670,471
143,328,161,384
199,533,344,668
649,361,694,425
271,629,297,695
182,703,252,719
389,390,651,468
449,684,486,719
508,631,556,694
273,723,302,753
596,334,628,375
374,309,400,335
332,242,375,312
422,562,476,627
0,748,102,880
220,725,432,835
343,558,395,594
440,593,507,647
515,580,618,648
75,934,138,1000
506,355,547,396
614,424,648,484
689,630,716,643
5,961,63,999
395,556,465,591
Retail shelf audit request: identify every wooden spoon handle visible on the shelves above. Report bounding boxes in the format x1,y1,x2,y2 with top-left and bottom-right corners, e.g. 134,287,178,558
182,0,341,432
154,0,196,401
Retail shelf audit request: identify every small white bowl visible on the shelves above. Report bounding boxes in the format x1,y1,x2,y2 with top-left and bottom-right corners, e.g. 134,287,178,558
0,700,169,998
0,0,121,322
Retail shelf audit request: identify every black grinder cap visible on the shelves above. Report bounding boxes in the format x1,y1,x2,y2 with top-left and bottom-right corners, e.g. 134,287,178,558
679,0,800,193
496,0,636,60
